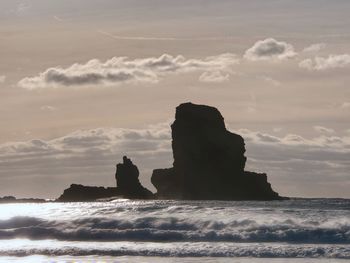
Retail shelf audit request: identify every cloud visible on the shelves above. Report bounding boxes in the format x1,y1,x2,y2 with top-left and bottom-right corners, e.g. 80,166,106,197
15,1,30,16
0,123,173,198
98,30,249,42
18,54,239,89
40,105,57,111
303,43,326,53
98,30,180,41
239,128,350,147
237,128,350,197
299,54,350,70
0,125,171,161
313,126,335,134
0,75,6,83
1,122,349,198
341,102,350,109
53,15,64,22
199,71,229,83
260,76,281,87
244,38,297,61
273,127,283,133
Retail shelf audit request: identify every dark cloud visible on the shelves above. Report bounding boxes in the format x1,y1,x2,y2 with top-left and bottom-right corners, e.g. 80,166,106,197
18,54,239,89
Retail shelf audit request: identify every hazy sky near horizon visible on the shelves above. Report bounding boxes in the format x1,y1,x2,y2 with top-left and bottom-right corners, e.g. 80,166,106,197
0,0,349,198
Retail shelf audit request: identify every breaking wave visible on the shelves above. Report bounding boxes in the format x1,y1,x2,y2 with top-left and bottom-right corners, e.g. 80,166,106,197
1,247,349,259
0,215,349,244
0,199,349,259
0,240,349,259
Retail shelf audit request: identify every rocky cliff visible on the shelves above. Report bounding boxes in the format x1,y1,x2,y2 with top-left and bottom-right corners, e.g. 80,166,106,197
57,156,153,201
151,102,282,200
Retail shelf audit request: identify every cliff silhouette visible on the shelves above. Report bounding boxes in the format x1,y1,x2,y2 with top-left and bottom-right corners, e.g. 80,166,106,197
0,196,46,203
57,156,153,201
115,156,153,199
57,102,283,201
152,102,282,200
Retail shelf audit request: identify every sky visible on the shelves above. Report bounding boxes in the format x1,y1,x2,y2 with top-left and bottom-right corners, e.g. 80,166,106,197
0,0,349,199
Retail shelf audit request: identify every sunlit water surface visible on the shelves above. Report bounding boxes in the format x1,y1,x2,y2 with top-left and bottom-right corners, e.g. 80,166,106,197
0,199,349,262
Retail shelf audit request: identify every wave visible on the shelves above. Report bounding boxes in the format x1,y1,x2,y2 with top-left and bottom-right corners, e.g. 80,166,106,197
0,216,349,244
0,240,349,259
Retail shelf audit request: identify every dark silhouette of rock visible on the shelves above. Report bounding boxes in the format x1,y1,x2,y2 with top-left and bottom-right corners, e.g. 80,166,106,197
115,156,154,199
56,103,283,202
152,102,283,200
1,196,16,202
57,184,118,202
57,156,153,201
0,195,46,203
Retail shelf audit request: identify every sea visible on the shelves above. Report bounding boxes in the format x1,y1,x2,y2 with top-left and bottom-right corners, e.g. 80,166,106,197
0,198,349,262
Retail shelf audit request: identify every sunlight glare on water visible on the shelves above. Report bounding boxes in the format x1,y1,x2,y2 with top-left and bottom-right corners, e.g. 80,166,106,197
0,199,349,260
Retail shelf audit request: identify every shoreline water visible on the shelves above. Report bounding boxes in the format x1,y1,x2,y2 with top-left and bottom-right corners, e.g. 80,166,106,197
1,256,350,263
0,199,349,261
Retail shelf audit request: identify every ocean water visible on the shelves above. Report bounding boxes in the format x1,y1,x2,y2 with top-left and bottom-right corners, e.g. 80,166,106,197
0,199,349,262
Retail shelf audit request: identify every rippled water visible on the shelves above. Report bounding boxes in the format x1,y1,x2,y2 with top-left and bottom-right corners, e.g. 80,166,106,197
0,199,349,262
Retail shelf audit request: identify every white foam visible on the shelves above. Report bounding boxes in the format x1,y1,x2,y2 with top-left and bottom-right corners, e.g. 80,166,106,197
0,239,349,259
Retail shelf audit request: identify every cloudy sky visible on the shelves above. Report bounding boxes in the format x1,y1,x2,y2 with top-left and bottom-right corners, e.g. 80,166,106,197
0,0,349,198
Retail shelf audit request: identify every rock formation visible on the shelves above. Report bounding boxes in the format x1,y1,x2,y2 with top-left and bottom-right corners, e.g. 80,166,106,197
57,156,153,201
115,156,153,199
0,196,46,203
152,102,283,200
57,103,283,202
57,184,118,202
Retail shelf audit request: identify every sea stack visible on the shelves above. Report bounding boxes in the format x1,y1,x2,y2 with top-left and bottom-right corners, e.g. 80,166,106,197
57,156,153,201
151,102,282,200
115,156,153,199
